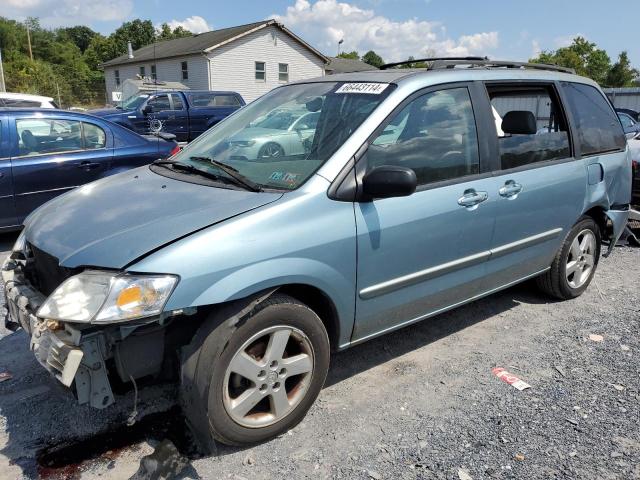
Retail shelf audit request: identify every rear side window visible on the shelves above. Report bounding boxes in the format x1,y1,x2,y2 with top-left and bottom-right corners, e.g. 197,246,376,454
366,87,479,186
488,84,570,170
16,119,83,156
82,123,106,149
562,82,626,156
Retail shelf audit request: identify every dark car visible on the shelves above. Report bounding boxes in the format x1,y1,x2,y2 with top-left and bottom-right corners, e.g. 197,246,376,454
89,90,245,143
616,108,640,122
617,112,640,139
0,109,179,231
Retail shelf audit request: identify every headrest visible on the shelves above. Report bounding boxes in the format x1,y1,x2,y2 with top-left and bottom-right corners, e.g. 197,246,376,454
502,110,537,135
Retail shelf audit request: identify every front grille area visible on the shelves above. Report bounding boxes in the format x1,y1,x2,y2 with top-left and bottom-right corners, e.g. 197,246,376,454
24,243,78,297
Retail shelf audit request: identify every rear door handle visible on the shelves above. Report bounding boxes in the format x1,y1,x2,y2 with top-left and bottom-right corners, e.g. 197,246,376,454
458,189,488,210
77,161,100,171
499,180,523,199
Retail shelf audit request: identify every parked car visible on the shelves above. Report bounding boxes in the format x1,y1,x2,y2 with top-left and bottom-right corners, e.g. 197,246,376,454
89,90,245,143
616,107,639,122
628,138,640,206
228,109,319,160
0,109,179,230
3,61,631,452
0,92,58,109
617,111,640,139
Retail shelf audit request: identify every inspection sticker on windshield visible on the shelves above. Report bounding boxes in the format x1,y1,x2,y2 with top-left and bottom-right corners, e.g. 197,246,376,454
335,83,389,94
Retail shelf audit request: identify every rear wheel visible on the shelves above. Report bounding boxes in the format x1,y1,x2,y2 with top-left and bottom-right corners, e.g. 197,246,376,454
536,217,601,299
181,294,330,449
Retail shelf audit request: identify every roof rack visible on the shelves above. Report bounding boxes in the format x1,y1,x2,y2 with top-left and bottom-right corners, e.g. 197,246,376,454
380,57,575,74
380,56,487,70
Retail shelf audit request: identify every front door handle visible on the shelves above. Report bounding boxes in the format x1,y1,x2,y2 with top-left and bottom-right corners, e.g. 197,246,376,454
458,189,488,210
499,180,523,199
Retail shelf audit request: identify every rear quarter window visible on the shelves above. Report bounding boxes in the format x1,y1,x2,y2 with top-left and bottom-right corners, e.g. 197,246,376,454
562,82,626,156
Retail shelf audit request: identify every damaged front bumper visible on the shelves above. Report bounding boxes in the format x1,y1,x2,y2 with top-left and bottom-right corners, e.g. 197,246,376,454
2,261,116,408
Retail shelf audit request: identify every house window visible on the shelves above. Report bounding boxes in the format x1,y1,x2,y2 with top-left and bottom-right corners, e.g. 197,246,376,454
255,61,266,81
139,66,145,77
181,61,188,80
151,65,157,80
278,63,289,82
114,70,120,86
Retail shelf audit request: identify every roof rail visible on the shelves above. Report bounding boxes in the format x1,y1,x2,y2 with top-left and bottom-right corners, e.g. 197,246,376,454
380,57,575,75
380,56,487,70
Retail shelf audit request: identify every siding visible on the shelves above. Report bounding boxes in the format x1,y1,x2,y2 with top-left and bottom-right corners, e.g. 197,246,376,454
208,25,325,103
104,54,210,104
604,88,640,112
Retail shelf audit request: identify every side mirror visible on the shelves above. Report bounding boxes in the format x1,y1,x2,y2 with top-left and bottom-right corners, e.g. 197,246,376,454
361,165,417,200
142,104,154,115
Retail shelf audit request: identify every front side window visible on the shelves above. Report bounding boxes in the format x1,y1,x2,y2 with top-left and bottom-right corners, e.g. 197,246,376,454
279,63,289,82
618,113,634,129
563,82,626,156
489,84,571,169
366,87,479,186
147,94,171,112
3,99,41,108
16,119,83,156
157,82,395,190
255,61,266,81
181,61,188,80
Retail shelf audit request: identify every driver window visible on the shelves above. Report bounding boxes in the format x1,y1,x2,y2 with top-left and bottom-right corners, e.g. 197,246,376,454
366,87,480,185
147,95,171,112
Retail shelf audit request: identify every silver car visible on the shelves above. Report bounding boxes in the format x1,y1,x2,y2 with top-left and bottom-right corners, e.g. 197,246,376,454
228,109,320,160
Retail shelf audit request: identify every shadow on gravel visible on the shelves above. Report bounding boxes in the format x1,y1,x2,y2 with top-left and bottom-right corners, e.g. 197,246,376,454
0,238,553,476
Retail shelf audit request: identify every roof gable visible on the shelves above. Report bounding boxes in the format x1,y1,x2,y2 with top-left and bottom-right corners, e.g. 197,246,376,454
101,20,327,68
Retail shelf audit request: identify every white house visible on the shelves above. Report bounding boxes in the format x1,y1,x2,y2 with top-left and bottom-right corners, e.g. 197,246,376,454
101,20,328,104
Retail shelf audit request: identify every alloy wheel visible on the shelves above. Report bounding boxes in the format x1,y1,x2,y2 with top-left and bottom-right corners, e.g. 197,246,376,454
566,229,596,289
223,326,314,428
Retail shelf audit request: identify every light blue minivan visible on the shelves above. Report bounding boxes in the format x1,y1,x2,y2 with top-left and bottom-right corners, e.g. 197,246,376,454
2,59,631,450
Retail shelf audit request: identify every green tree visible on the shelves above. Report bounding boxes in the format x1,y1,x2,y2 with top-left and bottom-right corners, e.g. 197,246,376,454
57,25,99,53
362,50,384,68
337,50,359,60
530,36,611,84
606,52,639,87
156,23,193,41
111,19,155,53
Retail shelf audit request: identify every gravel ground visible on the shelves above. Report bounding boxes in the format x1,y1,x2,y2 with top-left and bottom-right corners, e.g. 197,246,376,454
0,231,638,480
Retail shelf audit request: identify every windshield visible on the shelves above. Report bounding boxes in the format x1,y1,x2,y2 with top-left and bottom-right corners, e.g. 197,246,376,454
121,94,150,110
166,82,394,190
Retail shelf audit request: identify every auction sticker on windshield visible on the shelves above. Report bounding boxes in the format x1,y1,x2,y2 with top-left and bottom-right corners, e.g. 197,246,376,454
335,83,390,94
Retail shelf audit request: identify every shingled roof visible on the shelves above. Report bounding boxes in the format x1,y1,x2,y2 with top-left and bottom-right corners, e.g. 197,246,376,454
326,57,376,74
102,20,328,68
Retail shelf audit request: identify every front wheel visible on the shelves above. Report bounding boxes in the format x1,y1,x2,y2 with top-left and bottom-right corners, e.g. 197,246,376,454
536,217,601,300
257,142,284,160
181,294,330,449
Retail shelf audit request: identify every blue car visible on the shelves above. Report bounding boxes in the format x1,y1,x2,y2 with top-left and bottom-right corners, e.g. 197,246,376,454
2,61,631,451
89,90,245,143
0,109,179,230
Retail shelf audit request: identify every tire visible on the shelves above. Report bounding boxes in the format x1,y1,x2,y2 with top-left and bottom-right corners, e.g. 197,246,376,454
257,142,284,160
536,216,601,300
180,294,330,450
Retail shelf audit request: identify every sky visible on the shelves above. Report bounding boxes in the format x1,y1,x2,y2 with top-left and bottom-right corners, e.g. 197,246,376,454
2,0,638,66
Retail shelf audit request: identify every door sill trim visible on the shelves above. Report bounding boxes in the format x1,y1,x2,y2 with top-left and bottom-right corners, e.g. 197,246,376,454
343,266,551,349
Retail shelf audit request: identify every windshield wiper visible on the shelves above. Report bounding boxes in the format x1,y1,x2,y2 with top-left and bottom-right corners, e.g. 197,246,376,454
153,159,223,183
189,156,262,192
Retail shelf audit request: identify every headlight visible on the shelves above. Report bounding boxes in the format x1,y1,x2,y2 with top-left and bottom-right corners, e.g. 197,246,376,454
230,140,256,147
12,230,26,253
37,271,178,324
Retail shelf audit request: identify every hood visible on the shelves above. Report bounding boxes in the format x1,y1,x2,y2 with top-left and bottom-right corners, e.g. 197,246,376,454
230,128,289,141
24,166,282,269
88,108,131,118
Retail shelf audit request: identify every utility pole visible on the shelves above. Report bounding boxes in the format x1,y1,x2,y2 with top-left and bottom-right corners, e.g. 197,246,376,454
55,82,62,108
0,49,6,92
26,23,33,61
